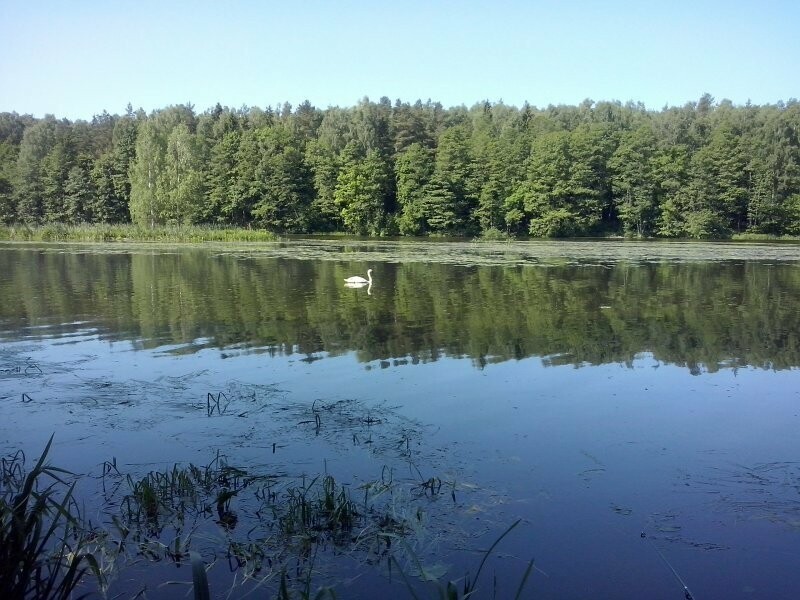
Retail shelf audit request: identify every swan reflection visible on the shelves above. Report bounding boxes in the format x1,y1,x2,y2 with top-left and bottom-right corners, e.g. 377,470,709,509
344,280,372,295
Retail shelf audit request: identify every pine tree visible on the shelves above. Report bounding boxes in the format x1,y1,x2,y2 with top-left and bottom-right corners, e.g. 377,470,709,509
396,143,434,235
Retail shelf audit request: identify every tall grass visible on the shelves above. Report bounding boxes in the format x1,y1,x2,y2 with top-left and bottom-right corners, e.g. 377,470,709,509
732,232,800,242
0,223,279,243
0,435,101,599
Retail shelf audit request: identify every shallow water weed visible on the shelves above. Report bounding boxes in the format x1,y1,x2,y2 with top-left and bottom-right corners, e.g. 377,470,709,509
0,224,279,243
390,519,535,600
96,450,473,597
278,475,360,543
0,344,515,597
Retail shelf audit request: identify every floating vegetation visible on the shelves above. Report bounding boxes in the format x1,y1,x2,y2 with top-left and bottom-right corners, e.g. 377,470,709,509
16,416,514,599
210,238,800,267
610,503,633,516
274,397,433,467
4,237,799,266
0,366,477,596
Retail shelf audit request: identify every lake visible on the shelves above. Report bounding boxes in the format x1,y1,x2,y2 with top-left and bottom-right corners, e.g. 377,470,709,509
1,239,799,599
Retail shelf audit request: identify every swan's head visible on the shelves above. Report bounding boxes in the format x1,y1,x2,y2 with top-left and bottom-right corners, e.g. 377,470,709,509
367,269,373,275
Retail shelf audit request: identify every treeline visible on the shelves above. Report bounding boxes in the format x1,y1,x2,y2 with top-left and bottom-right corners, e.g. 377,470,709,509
1,94,799,238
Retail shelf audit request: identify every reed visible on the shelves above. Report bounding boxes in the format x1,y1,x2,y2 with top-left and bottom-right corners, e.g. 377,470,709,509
4,439,474,599
0,223,279,243
732,232,800,241
0,435,102,599
391,519,534,600
120,456,248,532
278,475,360,542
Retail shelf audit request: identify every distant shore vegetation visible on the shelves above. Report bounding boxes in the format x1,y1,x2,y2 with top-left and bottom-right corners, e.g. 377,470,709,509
0,223,278,243
1,94,799,239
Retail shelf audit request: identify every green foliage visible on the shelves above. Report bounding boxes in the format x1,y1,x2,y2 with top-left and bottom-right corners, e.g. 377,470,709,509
161,123,204,224
529,207,581,237
334,151,389,235
63,157,94,223
654,145,692,237
517,129,610,237
784,194,800,235
128,118,165,227
0,436,101,599
248,127,313,232
610,124,659,236
396,143,434,235
14,117,59,224
0,223,278,242
424,125,478,235
129,105,200,227
0,141,18,223
2,97,800,237
477,226,512,241
305,138,344,231
91,153,127,223
203,130,241,223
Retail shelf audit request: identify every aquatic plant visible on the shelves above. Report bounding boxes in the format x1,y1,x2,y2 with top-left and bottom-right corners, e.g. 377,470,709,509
0,431,516,599
278,475,360,542
109,455,374,589
391,519,535,600
0,436,102,599
107,451,478,598
0,223,279,243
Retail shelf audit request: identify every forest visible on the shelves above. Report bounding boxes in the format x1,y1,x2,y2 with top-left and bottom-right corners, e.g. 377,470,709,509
0,94,799,238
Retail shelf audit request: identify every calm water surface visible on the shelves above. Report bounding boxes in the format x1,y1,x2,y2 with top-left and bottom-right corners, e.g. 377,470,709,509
1,239,799,599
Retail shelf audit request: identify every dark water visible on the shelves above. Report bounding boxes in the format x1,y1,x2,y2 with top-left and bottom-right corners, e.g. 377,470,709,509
1,240,799,599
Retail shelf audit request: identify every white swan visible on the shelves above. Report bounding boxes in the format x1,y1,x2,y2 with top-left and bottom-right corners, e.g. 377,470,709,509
344,269,372,285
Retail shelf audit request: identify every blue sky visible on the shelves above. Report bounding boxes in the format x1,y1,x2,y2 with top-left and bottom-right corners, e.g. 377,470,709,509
1,0,797,120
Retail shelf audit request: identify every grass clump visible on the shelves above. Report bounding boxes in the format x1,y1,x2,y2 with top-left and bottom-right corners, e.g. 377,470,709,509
0,435,101,599
279,475,360,542
1,436,522,599
475,227,514,241
732,232,800,242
